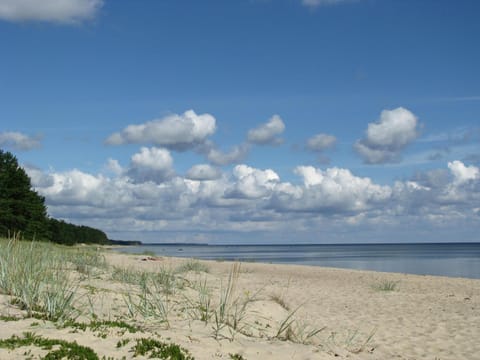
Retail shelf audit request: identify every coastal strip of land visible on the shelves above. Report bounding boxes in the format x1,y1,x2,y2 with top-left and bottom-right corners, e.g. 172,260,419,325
0,240,479,359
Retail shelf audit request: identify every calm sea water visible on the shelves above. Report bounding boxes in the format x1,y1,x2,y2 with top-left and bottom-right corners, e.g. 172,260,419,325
117,243,480,279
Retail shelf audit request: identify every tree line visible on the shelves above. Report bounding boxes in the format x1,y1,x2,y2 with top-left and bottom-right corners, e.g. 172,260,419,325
0,149,109,245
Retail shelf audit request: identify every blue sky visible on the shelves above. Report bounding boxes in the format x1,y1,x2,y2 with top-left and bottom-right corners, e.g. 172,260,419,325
1,0,479,243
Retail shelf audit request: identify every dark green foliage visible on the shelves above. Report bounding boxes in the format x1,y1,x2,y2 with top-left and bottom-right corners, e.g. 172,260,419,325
0,150,50,240
0,332,99,359
0,149,109,245
229,354,246,360
61,319,140,334
0,315,20,321
116,339,130,348
132,338,194,359
107,239,142,246
49,218,108,246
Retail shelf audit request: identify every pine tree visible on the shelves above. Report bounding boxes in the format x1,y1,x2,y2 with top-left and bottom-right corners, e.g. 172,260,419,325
0,149,50,240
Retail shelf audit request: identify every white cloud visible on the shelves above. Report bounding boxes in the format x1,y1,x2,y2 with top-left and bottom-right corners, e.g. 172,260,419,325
0,0,103,24
0,131,41,151
29,166,231,231
204,142,250,166
442,174,480,205
106,110,217,151
302,0,357,8
186,164,221,181
28,156,480,243
38,169,107,206
306,133,336,151
247,115,285,145
126,147,174,184
448,161,479,185
354,107,420,164
24,166,54,188
105,158,123,176
227,164,280,199
270,166,392,213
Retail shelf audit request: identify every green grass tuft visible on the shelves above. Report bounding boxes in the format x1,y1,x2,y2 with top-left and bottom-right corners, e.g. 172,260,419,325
132,338,194,360
229,353,246,360
175,259,210,274
0,332,99,359
372,280,399,292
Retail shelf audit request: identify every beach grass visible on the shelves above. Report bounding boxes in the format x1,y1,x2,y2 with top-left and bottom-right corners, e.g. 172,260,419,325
0,236,383,359
372,279,399,292
175,259,210,274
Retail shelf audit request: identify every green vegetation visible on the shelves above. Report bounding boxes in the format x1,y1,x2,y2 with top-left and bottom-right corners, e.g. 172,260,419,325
269,293,290,311
0,239,109,321
0,150,50,240
49,218,108,246
131,338,194,360
123,272,171,326
111,266,147,285
0,234,350,358
0,149,109,245
175,259,210,274
229,354,246,360
0,239,76,320
372,280,399,292
0,315,19,321
183,278,212,323
192,263,260,340
61,319,140,334
0,332,99,360
327,327,377,354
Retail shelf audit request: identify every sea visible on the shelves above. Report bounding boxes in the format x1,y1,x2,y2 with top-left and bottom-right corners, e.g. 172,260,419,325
117,243,480,279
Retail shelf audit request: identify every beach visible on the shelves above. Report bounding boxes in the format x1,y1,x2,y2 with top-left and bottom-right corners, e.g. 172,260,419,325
1,248,479,359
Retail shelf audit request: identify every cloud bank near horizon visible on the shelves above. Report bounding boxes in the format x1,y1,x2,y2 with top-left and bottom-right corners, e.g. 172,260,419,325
10,106,480,243
26,158,480,242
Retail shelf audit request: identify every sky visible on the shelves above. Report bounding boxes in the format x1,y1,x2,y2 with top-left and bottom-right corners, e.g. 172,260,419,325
0,0,479,244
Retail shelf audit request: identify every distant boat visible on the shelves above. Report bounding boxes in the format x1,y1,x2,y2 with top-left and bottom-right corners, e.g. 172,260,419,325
178,248,183,251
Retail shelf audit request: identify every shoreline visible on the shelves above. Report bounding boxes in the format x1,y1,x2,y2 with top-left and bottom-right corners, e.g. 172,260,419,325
108,243,480,280
107,245,475,281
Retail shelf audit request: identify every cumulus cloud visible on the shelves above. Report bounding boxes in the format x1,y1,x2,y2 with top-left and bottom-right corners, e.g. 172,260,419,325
126,147,174,184
29,165,231,230
448,161,479,185
105,158,123,176
247,115,285,145
269,166,392,213
354,107,420,164
440,161,480,206
37,169,107,206
226,165,280,199
0,0,103,24
105,110,216,151
186,164,221,181
0,131,41,151
24,165,54,188
28,155,480,243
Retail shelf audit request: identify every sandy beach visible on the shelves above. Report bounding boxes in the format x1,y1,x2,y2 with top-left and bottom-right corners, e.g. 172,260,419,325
1,248,479,359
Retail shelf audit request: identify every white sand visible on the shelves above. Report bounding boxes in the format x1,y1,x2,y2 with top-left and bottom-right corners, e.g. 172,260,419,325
1,250,479,359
